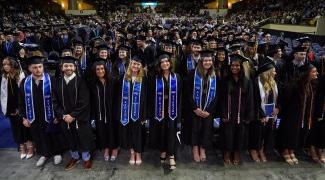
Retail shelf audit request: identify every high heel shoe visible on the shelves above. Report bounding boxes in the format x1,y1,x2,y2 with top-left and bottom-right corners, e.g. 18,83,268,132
289,154,299,164
135,153,142,165
283,154,294,165
26,144,34,159
169,156,176,170
129,151,135,165
20,144,27,159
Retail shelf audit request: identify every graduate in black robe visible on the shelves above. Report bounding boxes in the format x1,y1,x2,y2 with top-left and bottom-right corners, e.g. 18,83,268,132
149,52,182,170
90,61,118,162
112,44,130,79
73,39,92,81
180,40,202,146
214,47,230,80
277,63,318,165
309,71,325,164
185,50,219,162
220,54,254,165
285,46,307,82
0,57,32,159
248,57,280,163
55,56,95,170
19,56,65,167
115,56,147,166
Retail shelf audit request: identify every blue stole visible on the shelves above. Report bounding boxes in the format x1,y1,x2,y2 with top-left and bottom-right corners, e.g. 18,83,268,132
6,42,12,53
80,54,87,74
120,78,142,126
118,61,126,76
193,69,217,111
187,55,195,71
24,73,55,124
155,73,178,121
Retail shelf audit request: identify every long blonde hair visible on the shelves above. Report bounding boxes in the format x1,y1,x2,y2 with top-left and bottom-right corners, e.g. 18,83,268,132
260,68,276,93
124,60,144,82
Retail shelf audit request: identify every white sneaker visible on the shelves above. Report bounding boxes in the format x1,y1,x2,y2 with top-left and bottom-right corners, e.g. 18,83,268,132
54,155,62,165
36,156,47,167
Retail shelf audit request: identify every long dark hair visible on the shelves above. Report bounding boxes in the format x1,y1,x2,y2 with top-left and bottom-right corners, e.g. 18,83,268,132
90,61,111,84
1,56,20,83
155,57,174,77
227,60,249,94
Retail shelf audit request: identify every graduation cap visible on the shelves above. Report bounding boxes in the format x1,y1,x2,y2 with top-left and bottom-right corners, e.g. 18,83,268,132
293,46,306,53
267,44,281,56
257,56,275,75
23,43,40,51
72,37,84,47
200,50,215,58
246,41,257,47
229,54,249,63
157,51,173,61
27,56,45,65
4,30,13,36
60,56,78,64
60,46,74,54
160,39,177,47
190,39,202,46
229,44,242,52
216,47,229,52
278,39,288,47
296,37,311,43
130,55,142,63
96,43,110,51
135,35,146,41
207,36,217,42
118,44,132,51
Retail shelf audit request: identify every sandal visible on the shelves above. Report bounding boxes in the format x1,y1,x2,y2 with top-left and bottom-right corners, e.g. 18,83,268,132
289,154,299,165
310,147,320,164
160,152,166,163
250,150,260,162
169,156,176,170
223,152,231,166
20,144,27,159
283,154,294,165
129,151,135,165
259,150,267,163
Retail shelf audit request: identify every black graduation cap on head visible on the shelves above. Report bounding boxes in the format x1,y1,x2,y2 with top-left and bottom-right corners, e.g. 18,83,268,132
293,46,306,53
130,55,142,63
246,41,257,47
23,43,40,51
118,44,132,51
96,43,110,51
296,36,311,43
216,47,229,52
257,56,275,75
4,30,13,36
27,56,45,65
60,46,74,53
135,35,146,41
60,56,78,64
207,36,217,42
278,39,288,47
160,39,177,47
229,54,249,63
157,51,173,62
94,57,108,63
200,50,215,58
72,37,84,47
190,39,202,46
229,44,242,52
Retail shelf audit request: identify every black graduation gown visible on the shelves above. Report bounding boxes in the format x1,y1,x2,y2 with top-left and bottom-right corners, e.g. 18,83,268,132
19,76,66,157
115,77,147,153
219,76,254,152
90,78,118,149
249,78,279,151
309,75,325,148
56,76,95,152
184,71,219,149
285,61,302,83
149,73,182,155
0,75,31,144
112,58,129,79
277,80,316,150
136,46,156,76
